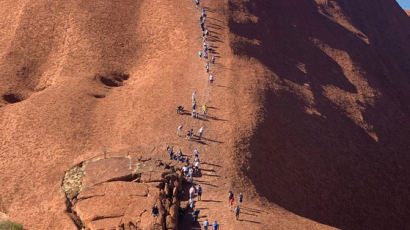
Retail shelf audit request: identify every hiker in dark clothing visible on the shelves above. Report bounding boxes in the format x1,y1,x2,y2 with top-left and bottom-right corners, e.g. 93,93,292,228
167,145,173,159
213,221,219,230
193,209,200,222
177,105,184,114
234,205,240,220
151,204,159,224
197,185,202,201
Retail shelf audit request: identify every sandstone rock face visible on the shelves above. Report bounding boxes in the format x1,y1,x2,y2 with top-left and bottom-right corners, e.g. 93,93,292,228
62,157,184,230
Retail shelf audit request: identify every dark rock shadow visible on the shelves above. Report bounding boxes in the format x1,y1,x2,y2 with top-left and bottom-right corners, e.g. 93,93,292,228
228,0,410,230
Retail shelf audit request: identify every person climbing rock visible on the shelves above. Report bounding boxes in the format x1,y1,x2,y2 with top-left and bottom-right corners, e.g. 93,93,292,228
229,191,234,200
189,197,195,209
234,205,240,220
194,160,200,174
192,100,197,110
193,209,200,223
213,221,219,230
189,185,196,199
206,62,209,73
203,219,209,230
177,149,183,159
211,55,215,64
195,0,199,8
167,146,173,159
197,185,202,201
199,50,202,59
209,74,214,84
151,204,159,224
202,104,207,118
239,193,243,204
194,148,199,157
189,167,194,183
192,91,196,102
183,165,189,176
228,191,234,209
177,125,183,136
198,126,204,140
177,105,184,114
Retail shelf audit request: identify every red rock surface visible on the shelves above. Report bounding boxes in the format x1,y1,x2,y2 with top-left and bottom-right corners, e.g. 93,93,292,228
0,0,409,230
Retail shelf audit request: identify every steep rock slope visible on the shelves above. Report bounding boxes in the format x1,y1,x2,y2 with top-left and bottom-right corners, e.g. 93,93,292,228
228,0,410,229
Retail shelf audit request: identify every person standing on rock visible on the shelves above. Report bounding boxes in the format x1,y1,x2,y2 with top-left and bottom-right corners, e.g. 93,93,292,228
213,221,219,230
189,185,196,199
189,197,195,209
177,149,183,160
234,205,240,220
209,74,214,85
199,50,202,59
197,185,202,201
198,126,204,140
228,191,234,209
189,167,194,183
192,91,197,102
206,62,210,73
211,55,215,64
229,196,234,210
151,204,159,225
183,165,189,176
202,104,208,118
167,146,174,160
192,100,197,110
203,219,209,230
239,193,243,204
196,0,199,8
194,160,200,174
178,125,183,137
194,148,199,157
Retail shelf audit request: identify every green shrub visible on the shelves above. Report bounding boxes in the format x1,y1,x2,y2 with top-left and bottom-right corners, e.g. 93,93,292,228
0,220,23,230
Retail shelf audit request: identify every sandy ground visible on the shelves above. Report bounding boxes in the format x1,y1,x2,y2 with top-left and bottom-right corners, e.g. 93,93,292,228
0,0,409,229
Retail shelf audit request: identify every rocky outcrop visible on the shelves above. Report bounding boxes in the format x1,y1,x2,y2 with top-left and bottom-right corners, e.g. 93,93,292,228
62,157,185,230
